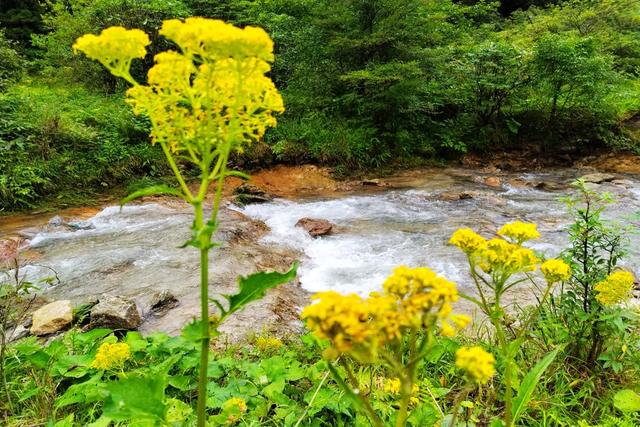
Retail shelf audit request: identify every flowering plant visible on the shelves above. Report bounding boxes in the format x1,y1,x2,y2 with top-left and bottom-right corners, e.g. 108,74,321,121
302,266,474,426
74,19,295,426
450,221,570,427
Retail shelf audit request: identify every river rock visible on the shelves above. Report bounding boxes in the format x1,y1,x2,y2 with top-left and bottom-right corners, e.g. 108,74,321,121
295,218,334,237
31,300,73,336
580,173,616,184
437,192,474,201
534,181,565,191
149,290,179,312
483,176,502,187
233,183,274,205
89,294,141,330
362,179,388,187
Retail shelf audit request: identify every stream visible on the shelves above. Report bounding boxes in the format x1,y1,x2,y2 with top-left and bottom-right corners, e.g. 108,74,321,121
2,167,639,335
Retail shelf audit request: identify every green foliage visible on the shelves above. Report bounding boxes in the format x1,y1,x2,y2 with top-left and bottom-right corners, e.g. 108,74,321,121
0,30,23,92
0,82,167,210
33,0,190,92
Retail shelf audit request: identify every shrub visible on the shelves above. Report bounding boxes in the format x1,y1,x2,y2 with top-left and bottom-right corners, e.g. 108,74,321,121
0,30,23,92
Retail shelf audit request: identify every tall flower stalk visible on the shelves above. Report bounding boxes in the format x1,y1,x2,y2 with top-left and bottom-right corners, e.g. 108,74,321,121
74,19,285,426
449,222,570,426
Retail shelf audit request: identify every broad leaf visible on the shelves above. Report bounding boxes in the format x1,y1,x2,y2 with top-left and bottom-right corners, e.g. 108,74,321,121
613,389,640,413
218,263,298,319
120,184,184,206
512,347,560,423
103,376,167,422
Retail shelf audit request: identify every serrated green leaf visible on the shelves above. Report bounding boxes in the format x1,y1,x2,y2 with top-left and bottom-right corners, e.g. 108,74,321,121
103,375,167,422
120,184,184,206
219,263,298,320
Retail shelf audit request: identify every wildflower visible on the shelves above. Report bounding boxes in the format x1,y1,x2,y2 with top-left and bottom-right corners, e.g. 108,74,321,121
479,238,538,274
223,397,247,413
73,27,149,79
74,19,283,157
498,221,540,243
455,346,495,385
540,259,571,283
594,270,635,307
222,397,247,425
255,336,283,353
91,342,131,370
384,378,401,394
449,228,487,254
384,378,420,405
301,291,377,359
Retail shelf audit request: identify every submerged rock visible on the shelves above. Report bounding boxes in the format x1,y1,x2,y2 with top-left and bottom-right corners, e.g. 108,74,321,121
233,183,274,205
437,192,474,201
580,173,616,184
483,176,502,187
89,294,141,330
295,218,334,237
31,300,73,336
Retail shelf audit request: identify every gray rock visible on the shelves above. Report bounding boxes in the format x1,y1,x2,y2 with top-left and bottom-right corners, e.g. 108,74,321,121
31,300,73,336
149,290,179,312
8,325,30,342
295,218,334,237
48,215,66,227
580,173,616,184
89,294,141,330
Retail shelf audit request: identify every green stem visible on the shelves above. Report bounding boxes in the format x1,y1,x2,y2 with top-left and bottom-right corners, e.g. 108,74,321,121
395,376,411,427
195,199,211,427
338,359,385,427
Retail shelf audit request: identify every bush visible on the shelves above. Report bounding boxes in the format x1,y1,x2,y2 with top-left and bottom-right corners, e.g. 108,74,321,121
0,82,167,210
0,31,23,92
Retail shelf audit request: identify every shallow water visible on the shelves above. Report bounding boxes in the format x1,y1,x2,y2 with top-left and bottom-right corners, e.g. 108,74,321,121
3,168,639,332
241,169,640,296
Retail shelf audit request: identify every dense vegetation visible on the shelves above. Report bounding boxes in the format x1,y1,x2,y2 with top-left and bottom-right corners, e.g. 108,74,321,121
0,0,639,210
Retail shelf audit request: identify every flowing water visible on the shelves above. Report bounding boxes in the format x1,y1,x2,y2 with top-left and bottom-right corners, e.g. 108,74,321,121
2,167,639,333
240,169,640,297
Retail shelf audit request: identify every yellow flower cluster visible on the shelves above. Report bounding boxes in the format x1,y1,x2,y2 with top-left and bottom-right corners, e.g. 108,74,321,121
384,378,420,405
449,228,487,254
73,27,150,79
449,223,540,276
498,221,540,243
222,397,247,425
91,342,131,370
540,259,571,283
74,18,283,159
301,266,470,361
223,397,247,413
455,346,496,385
594,270,635,307
255,336,283,353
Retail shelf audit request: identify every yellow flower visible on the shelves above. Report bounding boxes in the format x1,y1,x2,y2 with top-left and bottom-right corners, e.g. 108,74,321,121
455,346,495,385
302,266,469,360
91,342,131,370
255,336,283,353
479,238,538,274
73,27,150,79
384,378,401,394
594,271,635,307
223,397,247,413
449,228,487,254
498,221,540,243
74,18,283,159
540,259,571,283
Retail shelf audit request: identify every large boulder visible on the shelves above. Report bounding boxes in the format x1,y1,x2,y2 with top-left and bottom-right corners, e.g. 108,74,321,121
580,173,616,184
89,294,141,330
295,218,334,237
233,183,274,205
31,300,73,336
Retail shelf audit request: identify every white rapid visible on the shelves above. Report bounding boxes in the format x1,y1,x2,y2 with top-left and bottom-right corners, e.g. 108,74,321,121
241,169,640,297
